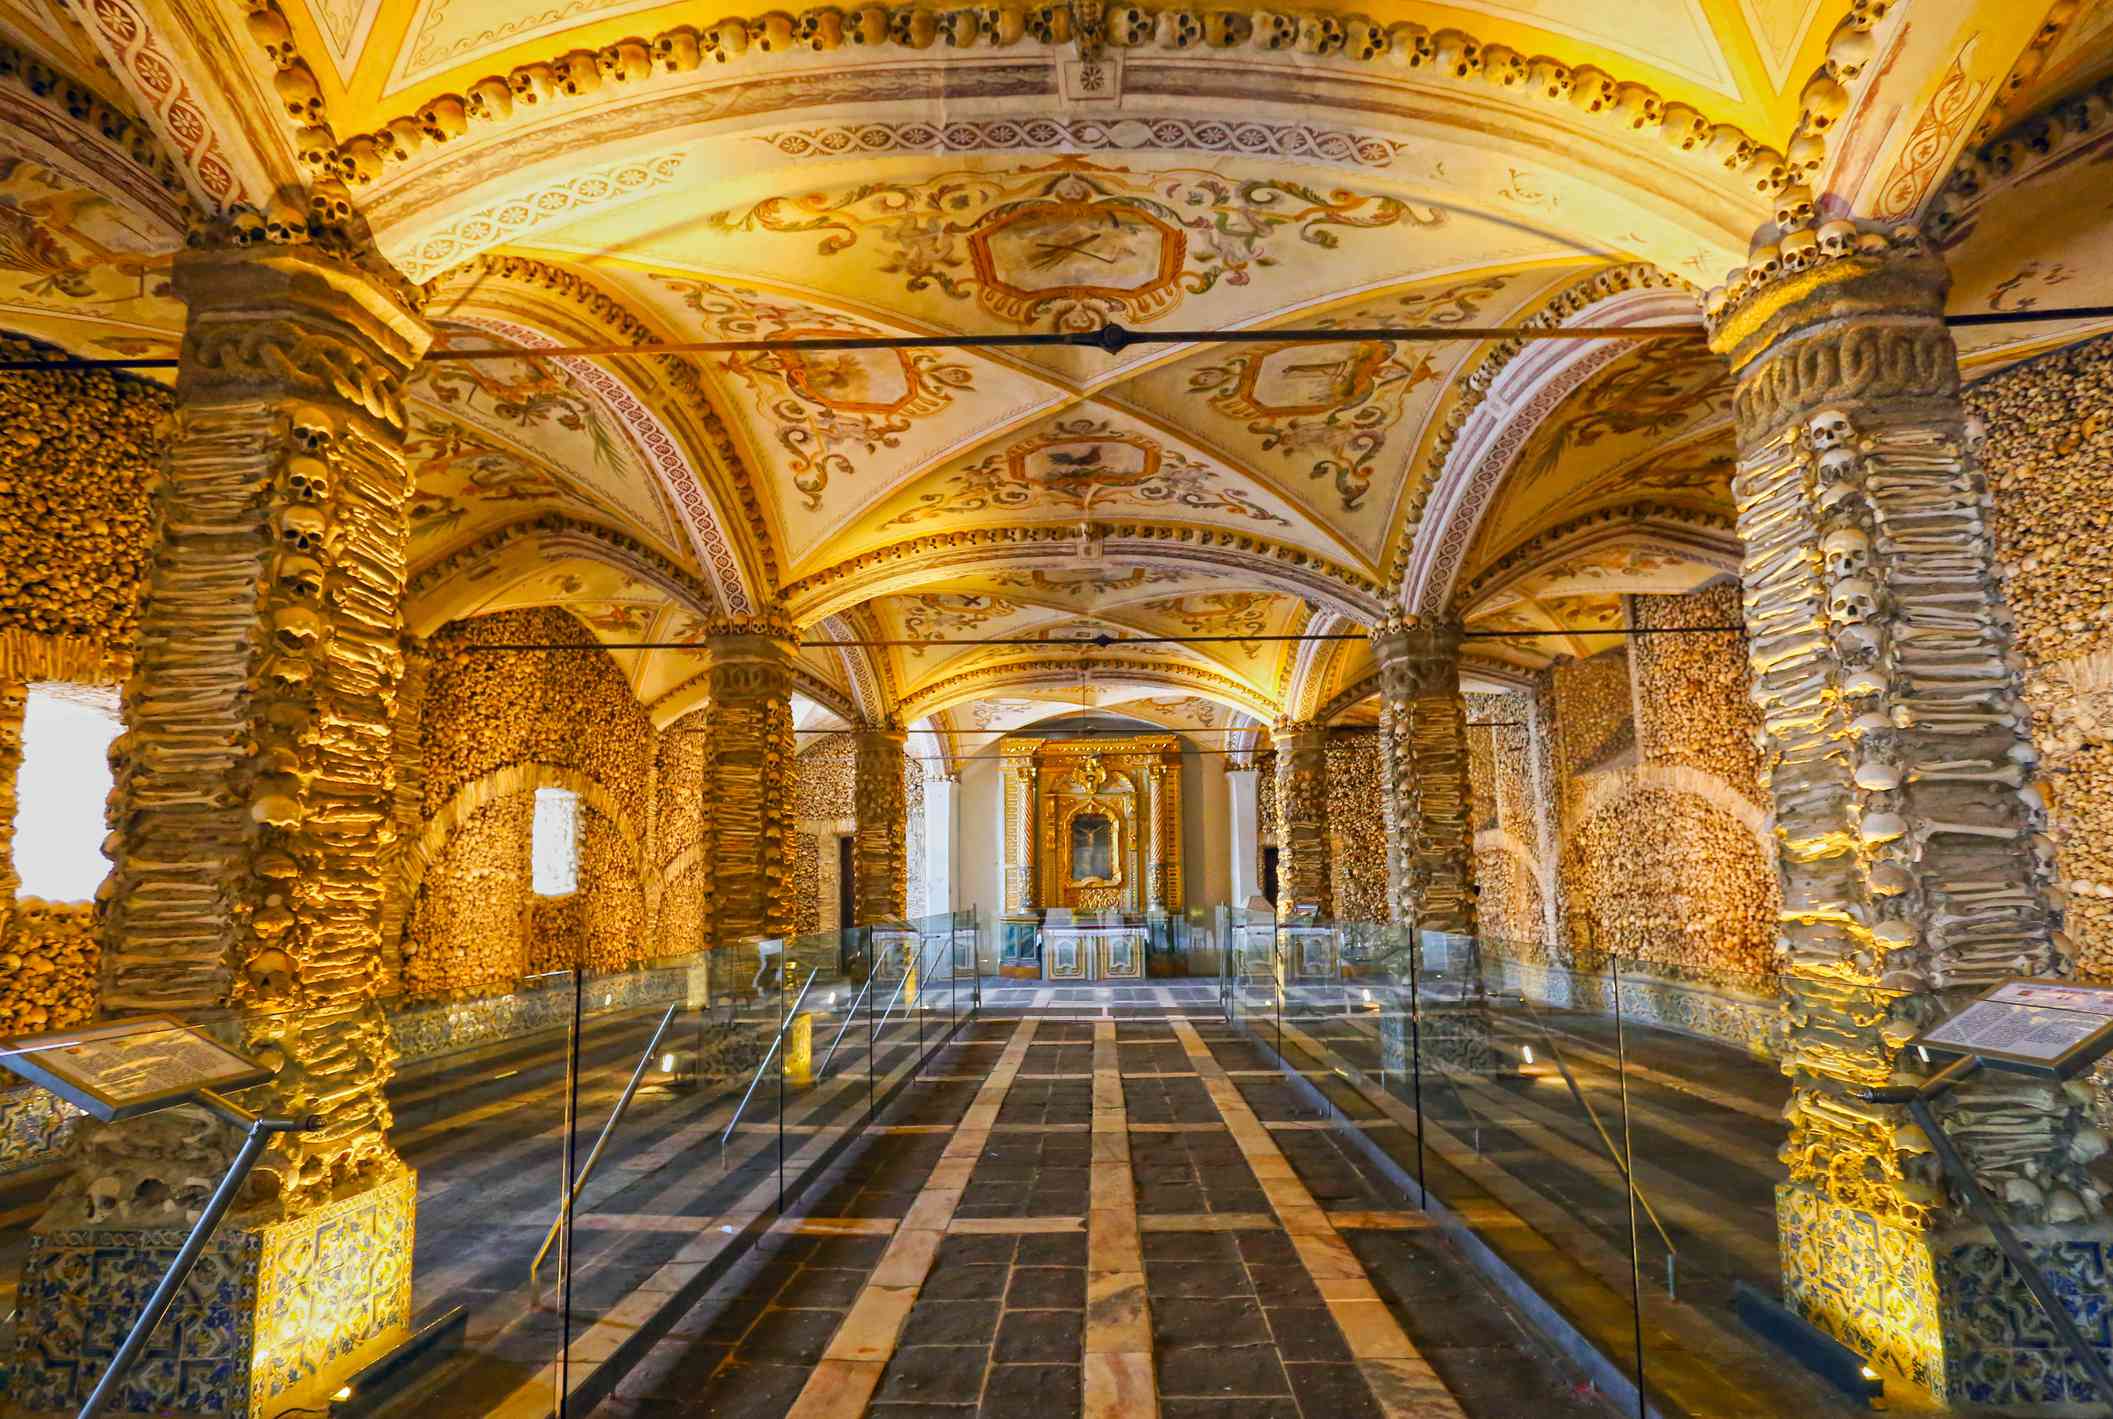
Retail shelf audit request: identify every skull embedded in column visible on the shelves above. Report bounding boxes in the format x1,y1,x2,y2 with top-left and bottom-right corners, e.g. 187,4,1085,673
1821,527,1870,580
1809,408,1855,451
1830,576,1877,626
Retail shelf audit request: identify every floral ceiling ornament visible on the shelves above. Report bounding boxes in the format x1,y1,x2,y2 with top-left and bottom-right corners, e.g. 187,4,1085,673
1514,341,1733,492
1139,591,1274,659
988,567,1188,595
650,276,975,507
403,413,612,546
886,417,1287,527
1185,275,1510,510
900,592,1021,655
708,159,1441,332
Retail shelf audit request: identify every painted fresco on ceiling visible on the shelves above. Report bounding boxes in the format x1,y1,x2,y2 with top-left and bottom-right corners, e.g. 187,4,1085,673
410,325,678,546
0,157,180,355
1180,275,1513,512
986,567,1190,597
708,159,1442,333
404,412,626,548
884,417,1286,528
650,274,976,508
898,592,1021,657
1510,341,1733,496
1136,591,1275,661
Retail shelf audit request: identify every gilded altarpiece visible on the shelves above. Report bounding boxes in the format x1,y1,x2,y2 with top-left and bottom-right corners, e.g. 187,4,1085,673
1001,736,1183,917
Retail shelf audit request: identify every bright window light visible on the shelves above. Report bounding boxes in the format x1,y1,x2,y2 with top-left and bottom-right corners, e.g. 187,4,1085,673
531,787,580,897
14,685,119,902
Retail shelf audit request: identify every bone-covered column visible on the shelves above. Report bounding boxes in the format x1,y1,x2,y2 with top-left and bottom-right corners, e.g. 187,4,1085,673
1372,617,1478,938
852,723,908,925
1271,721,1331,919
107,240,428,1208
699,624,797,949
1711,229,2094,1394
16,235,433,1417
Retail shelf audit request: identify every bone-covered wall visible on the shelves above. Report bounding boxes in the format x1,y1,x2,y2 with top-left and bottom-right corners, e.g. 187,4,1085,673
401,608,653,997
1972,333,2113,986
793,732,924,933
0,349,164,1035
1471,590,1779,992
1326,734,1389,924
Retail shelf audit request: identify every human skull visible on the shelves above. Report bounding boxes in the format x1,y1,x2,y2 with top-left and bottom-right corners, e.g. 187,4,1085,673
307,179,353,226
1428,28,1479,76
1748,240,1782,282
274,554,325,601
247,948,298,998
1822,527,1870,580
1859,810,1908,844
273,605,325,654
334,136,382,186
1809,408,1855,451
1817,219,1858,260
228,208,267,247
280,454,329,503
287,402,338,452
1774,182,1825,230
747,16,794,53
1155,9,1201,46
511,61,559,100
984,6,1027,46
273,62,324,123
1830,576,1878,625
1526,56,1569,99
1963,414,1988,458
14,896,49,932
1781,227,1820,271
852,5,892,43
1342,17,1384,61
250,787,304,829
1106,3,1151,46
1817,445,1860,482
1854,753,1902,791
1203,10,1248,45
555,50,601,92
888,7,937,46
86,1175,121,1224
417,94,468,143
1250,11,1297,49
1295,13,1345,55
466,76,513,124
275,504,329,554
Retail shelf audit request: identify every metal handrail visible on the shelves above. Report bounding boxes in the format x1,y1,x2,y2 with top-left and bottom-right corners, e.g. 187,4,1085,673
530,1003,680,1299
718,965,819,1148
818,969,877,1081
1505,988,1680,1288
869,942,918,1041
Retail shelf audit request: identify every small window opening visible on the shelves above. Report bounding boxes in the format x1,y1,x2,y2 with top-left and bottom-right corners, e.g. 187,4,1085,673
14,684,121,902
532,787,580,897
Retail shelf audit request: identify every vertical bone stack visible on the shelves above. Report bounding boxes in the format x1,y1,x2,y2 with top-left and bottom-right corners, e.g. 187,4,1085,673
852,722,908,925
1712,228,2098,1393
1373,617,1478,939
699,620,798,949
1271,720,1331,919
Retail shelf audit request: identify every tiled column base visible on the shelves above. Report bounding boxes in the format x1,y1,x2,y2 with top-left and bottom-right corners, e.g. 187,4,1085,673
1781,1183,2113,1409
13,1169,415,1417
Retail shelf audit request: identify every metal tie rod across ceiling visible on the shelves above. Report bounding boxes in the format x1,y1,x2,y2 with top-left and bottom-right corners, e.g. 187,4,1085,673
462,625,1745,652
3,306,2111,371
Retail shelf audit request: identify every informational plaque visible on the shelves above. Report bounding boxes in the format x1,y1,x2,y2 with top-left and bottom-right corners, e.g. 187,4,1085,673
0,1016,271,1121
1914,978,2113,1078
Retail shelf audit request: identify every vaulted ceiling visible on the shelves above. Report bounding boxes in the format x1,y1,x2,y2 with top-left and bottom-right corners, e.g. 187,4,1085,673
0,0,2103,750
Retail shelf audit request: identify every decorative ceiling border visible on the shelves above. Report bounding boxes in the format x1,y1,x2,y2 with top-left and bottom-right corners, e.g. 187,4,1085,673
1929,66,2113,245
1454,502,1741,612
389,149,692,280
896,654,1277,722
1401,280,1704,617
282,7,1797,214
746,113,1406,170
437,254,781,594
448,311,748,613
403,510,721,633
1283,610,1345,721
0,37,190,234
783,524,1385,629
1316,667,1381,725
816,611,887,721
